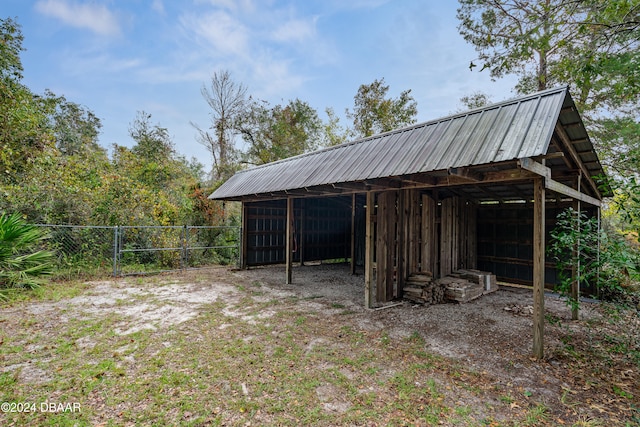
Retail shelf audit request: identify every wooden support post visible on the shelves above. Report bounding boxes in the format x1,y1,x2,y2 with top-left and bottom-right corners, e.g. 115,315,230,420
571,176,582,321
365,191,376,308
351,193,356,275
533,177,546,359
286,197,294,285
377,191,391,302
241,201,248,269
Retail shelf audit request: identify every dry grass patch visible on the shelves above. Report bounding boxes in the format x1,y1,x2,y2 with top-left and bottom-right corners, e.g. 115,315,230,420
0,266,638,426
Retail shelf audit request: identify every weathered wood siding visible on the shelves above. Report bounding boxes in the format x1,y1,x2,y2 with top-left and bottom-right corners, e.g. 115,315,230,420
439,197,478,277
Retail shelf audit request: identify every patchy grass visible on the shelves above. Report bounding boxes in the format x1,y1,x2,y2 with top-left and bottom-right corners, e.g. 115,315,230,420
0,269,639,426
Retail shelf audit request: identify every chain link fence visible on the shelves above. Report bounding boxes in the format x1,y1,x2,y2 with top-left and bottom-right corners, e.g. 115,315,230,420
34,224,240,278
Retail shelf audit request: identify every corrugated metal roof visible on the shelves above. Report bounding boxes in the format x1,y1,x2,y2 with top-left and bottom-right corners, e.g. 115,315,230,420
210,86,607,200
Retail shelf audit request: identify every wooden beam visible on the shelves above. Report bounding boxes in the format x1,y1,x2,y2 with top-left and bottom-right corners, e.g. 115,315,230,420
365,177,403,189
554,123,601,198
533,177,545,359
331,182,369,192
285,197,294,284
546,179,601,207
519,158,601,207
448,167,483,182
364,191,375,308
518,157,551,179
402,173,437,186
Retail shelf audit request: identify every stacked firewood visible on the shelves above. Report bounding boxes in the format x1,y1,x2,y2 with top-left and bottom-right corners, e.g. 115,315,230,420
402,272,446,305
403,269,498,305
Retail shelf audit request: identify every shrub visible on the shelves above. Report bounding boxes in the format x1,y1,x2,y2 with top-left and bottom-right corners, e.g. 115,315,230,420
549,207,639,308
0,213,54,297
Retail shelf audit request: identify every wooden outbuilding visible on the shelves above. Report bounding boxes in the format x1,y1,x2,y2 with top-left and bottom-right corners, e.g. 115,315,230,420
209,86,611,358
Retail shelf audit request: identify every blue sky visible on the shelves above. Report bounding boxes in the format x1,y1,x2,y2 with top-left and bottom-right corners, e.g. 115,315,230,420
5,0,519,169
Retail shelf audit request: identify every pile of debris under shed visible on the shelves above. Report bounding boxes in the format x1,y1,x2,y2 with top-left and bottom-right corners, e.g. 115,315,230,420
403,269,498,304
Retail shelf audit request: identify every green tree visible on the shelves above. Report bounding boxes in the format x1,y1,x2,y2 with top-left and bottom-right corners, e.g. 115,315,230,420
458,91,492,111
237,98,322,165
92,112,211,227
457,0,640,111
129,111,174,163
0,18,56,185
346,78,417,138
50,92,103,156
321,107,352,147
0,17,23,81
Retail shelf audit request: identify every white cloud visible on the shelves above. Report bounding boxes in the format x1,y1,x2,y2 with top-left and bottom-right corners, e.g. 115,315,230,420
57,50,143,77
251,55,305,98
151,0,165,15
181,11,250,57
271,17,317,43
194,0,256,13
35,0,121,36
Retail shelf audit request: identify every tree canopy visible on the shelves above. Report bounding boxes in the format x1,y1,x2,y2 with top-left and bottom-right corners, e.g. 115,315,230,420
457,0,640,227
237,98,322,165
2,16,429,228
457,0,640,113
0,17,218,226
346,78,418,138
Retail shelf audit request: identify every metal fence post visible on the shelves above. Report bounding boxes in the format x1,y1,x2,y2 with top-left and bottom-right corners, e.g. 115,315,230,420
238,226,242,268
182,225,188,271
118,226,124,277
113,226,118,277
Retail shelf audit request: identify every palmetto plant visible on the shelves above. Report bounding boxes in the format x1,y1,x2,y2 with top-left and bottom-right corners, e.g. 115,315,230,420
0,213,53,294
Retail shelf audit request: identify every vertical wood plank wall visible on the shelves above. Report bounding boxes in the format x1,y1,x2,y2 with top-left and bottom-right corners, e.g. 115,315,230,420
370,192,477,304
396,190,406,299
376,190,397,302
365,191,375,308
406,189,421,278
421,194,436,276
439,197,477,277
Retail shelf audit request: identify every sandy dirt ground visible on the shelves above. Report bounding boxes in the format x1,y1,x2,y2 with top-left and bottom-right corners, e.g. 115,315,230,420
2,262,638,425
238,263,600,400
